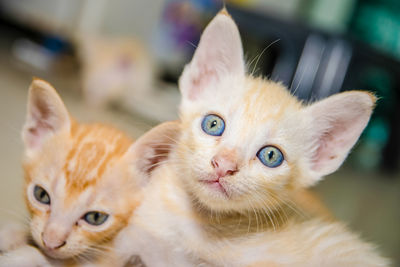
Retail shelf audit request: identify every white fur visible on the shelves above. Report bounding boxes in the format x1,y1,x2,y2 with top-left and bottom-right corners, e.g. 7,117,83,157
114,163,388,267
110,10,388,267
0,245,52,267
5,11,385,267
0,223,27,253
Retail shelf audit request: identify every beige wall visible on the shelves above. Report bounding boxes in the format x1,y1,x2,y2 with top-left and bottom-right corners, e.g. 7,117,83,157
0,0,166,44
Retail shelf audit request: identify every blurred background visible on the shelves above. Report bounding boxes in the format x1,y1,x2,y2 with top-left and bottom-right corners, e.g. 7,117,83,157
0,0,399,264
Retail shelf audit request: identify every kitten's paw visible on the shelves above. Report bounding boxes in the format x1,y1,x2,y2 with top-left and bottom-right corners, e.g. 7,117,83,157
0,223,27,253
0,245,52,267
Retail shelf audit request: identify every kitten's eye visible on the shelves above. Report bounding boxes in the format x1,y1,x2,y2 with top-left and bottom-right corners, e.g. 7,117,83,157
257,146,284,168
33,185,50,205
201,114,225,136
83,211,109,226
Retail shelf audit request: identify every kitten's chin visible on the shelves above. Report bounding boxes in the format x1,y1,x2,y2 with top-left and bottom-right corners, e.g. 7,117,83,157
190,176,244,212
199,179,229,198
42,249,70,259
193,191,244,213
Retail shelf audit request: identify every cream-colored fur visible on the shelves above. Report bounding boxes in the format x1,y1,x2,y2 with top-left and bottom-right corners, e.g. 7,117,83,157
111,10,389,267
120,162,387,266
0,10,389,267
0,245,51,267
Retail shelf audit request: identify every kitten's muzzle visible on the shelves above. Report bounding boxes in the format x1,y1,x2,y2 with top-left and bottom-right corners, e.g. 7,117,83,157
211,150,239,178
41,223,69,252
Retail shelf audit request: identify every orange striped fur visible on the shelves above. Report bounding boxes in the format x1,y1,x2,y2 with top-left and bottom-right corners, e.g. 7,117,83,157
19,79,142,265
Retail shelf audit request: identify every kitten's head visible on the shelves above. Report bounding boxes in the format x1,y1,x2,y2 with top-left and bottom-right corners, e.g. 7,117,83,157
79,37,153,107
175,10,376,213
22,79,145,259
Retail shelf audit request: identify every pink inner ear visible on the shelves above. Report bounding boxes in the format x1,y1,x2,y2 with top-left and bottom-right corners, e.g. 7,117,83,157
143,144,171,174
25,98,58,149
312,116,364,172
188,65,218,100
26,121,53,149
26,112,54,148
129,121,180,179
313,130,339,172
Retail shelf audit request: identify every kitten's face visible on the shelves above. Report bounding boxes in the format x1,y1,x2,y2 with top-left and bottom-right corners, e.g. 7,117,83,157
177,78,308,212
175,11,375,213
22,80,141,260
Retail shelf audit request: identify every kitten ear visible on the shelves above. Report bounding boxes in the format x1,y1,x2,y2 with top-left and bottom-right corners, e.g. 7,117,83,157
303,91,376,184
179,9,245,101
23,79,71,151
127,121,180,182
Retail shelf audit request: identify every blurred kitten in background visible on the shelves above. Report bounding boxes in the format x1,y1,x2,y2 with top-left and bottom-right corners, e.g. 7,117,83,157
78,36,154,108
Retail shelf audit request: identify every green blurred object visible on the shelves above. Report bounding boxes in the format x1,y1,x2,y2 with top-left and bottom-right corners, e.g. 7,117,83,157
351,0,400,59
355,118,390,170
351,67,395,170
306,0,357,32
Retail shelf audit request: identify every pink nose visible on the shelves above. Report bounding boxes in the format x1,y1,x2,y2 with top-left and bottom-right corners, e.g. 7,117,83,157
42,223,68,250
211,153,238,178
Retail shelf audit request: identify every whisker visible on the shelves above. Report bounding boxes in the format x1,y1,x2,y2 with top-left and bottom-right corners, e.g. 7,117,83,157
0,208,30,225
250,39,281,76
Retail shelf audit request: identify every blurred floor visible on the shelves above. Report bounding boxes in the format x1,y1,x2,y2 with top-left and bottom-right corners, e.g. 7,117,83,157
315,169,400,264
0,38,399,265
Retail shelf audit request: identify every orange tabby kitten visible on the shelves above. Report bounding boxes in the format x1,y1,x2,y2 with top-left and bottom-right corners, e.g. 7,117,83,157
112,10,389,266
0,79,153,266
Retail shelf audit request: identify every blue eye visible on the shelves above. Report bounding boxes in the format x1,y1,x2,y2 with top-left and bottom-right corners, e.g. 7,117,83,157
201,114,225,136
257,146,284,168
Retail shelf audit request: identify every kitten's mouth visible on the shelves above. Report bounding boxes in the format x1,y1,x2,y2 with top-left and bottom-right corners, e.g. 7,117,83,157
40,244,81,260
200,178,229,197
42,247,85,260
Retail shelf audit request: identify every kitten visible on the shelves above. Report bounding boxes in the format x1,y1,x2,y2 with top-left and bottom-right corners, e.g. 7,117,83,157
79,36,154,108
114,10,389,266
0,79,150,266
